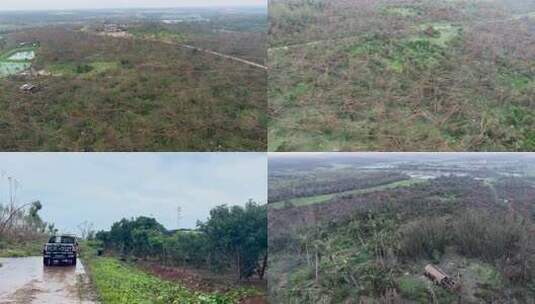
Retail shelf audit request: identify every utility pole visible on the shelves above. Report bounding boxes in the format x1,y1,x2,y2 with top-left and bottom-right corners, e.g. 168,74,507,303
8,176,12,204
13,179,19,204
176,206,182,229
0,170,4,203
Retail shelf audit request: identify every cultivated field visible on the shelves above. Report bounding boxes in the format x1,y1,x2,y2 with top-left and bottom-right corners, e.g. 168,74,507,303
268,0,535,151
268,153,535,303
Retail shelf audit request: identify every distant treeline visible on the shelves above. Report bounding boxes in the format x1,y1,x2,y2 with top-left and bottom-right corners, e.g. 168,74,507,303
96,200,267,280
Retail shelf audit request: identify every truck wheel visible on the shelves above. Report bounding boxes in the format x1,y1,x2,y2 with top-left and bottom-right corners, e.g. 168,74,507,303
43,258,50,266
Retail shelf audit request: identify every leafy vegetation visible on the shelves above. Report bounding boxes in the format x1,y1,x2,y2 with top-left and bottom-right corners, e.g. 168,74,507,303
269,154,535,303
268,0,535,151
89,202,267,303
83,255,256,304
269,170,410,203
0,200,57,257
0,8,267,151
0,240,44,257
130,24,188,44
96,201,267,281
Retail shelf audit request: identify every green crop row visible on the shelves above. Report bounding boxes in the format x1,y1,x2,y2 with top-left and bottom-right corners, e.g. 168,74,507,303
86,257,256,304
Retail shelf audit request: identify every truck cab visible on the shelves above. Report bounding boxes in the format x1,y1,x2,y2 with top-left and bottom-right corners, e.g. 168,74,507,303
43,235,79,266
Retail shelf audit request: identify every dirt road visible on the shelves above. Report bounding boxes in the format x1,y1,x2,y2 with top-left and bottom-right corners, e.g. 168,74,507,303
0,257,97,304
90,29,268,70
180,44,268,70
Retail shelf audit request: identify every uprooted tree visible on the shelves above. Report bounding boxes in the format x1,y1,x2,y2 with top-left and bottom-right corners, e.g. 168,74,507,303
0,200,53,243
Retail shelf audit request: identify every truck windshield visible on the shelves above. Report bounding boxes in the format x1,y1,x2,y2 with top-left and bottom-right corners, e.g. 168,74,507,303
48,236,76,244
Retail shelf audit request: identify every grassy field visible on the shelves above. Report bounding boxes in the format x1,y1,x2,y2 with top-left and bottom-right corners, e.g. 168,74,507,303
268,0,535,151
46,61,119,77
130,26,188,44
0,238,45,257
270,177,427,209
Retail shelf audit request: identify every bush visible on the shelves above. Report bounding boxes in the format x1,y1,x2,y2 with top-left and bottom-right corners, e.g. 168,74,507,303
453,209,524,261
76,64,93,74
397,277,428,302
399,217,450,260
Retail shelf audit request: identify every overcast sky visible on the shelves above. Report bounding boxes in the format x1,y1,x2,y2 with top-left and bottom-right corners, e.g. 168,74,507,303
0,0,266,11
0,153,267,234
269,152,535,158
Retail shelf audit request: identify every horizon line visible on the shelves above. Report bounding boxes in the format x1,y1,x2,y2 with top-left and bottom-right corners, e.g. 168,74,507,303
0,5,267,13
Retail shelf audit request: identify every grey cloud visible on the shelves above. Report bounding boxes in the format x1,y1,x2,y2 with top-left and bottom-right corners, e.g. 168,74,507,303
0,153,267,234
0,0,266,10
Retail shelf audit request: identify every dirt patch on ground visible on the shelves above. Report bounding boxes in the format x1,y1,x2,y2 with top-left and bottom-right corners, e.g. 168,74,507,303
239,295,266,304
138,262,213,292
137,262,267,304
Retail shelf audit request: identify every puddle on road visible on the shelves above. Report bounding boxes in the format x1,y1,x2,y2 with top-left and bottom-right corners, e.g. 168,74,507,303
0,256,96,304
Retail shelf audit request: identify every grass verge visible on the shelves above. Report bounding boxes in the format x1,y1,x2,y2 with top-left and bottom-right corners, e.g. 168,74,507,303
0,239,44,257
81,242,257,304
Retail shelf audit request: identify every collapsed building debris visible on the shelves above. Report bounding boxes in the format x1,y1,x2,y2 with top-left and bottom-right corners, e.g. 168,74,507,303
103,23,127,33
19,83,39,93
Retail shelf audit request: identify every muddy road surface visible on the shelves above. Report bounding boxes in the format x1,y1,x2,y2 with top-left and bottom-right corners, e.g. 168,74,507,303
0,256,97,304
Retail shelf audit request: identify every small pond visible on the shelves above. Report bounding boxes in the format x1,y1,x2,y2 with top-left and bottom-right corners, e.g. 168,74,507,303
7,50,35,61
0,61,31,76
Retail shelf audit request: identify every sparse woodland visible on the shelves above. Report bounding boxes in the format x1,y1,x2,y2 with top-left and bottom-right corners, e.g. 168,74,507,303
0,200,55,257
